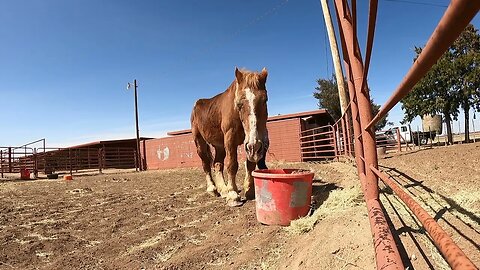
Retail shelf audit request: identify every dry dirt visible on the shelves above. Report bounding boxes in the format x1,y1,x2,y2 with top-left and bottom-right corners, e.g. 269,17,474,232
0,142,479,270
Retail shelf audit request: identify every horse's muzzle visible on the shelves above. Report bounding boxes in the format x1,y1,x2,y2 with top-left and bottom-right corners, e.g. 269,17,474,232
245,141,263,162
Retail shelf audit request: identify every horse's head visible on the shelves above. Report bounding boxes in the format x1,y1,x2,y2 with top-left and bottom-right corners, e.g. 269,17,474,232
234,67,269,163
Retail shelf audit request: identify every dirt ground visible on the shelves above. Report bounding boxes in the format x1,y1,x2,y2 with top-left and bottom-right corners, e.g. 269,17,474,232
379,142,480,270
0,142,479,270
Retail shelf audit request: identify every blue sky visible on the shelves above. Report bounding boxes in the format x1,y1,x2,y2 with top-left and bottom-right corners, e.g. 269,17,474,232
1,0,479,147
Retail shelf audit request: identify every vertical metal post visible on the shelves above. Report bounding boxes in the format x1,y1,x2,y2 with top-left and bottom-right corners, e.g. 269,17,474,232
134,149,138,172
417,126,420,149
429,126,433,148
333,1,403,269
336,0,379,201
142,140,147,170
87,148,91,169
1,150,3,178
332,125,338,160
133,79,142,171
345,112,352,157
98,148,103,174
69,149,72,176
8,147,12,173
396,128,401,152
341,116,348,155
320,0,348,115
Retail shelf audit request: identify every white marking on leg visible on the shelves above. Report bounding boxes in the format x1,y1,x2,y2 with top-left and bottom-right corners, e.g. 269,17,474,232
206,175,216,193
227,191,239,201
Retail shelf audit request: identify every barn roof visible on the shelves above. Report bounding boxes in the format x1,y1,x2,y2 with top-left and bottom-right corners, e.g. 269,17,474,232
167,109,331,136
65,137,153,149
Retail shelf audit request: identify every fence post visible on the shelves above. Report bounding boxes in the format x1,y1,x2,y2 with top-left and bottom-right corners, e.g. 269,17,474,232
417,126,420,149
1,150,3,178
8,147,12,173
396,128,401,152
134,149,139,172
333,1,404,269
340,117,347,156
331,126,338,160
68,148,72,176
98,148,103,174
429,126,433,148
34,148,38,179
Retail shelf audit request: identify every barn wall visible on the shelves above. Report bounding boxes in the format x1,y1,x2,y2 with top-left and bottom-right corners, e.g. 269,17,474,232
265,118,302,162
143,118,302,170
144,134,199,170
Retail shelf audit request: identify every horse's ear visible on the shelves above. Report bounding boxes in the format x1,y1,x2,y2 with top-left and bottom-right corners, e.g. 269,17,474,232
235,67,243,82
260,67,268,82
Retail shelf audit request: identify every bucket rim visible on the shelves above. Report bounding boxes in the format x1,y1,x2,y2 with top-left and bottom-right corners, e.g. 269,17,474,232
252,168,314,179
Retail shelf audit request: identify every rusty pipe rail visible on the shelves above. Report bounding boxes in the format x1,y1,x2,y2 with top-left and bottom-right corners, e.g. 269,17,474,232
366,0,480,130
360,0,378,94
370,166,477,270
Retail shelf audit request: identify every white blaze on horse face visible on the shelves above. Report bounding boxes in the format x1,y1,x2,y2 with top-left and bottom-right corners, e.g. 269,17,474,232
244,88,258,146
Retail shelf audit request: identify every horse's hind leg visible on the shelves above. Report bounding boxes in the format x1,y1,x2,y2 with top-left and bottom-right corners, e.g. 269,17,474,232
193,134,218,197
213,146,228,197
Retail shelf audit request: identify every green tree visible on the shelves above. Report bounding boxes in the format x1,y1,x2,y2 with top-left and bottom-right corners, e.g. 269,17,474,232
401,48,459,144
402,24,480,144
314,75,389,131
313,75,345,121
451,24,480,142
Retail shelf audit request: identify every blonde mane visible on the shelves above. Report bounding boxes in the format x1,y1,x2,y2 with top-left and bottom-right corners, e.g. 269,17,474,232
238,69,265,89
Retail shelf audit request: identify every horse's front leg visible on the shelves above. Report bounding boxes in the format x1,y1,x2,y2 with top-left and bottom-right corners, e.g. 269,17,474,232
243,160,256,200
224,137,242,207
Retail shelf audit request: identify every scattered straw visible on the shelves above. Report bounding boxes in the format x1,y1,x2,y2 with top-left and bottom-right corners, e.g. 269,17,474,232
286,185,363,235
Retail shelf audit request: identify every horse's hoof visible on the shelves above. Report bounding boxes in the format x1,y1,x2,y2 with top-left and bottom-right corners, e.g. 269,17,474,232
207,186,220,197
207,190,220,197
227,199,244,207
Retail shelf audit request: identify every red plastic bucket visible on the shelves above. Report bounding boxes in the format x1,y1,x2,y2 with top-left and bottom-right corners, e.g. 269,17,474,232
252,169,314,226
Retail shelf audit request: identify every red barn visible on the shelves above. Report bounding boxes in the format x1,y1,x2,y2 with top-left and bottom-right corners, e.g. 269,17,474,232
142,109,334,170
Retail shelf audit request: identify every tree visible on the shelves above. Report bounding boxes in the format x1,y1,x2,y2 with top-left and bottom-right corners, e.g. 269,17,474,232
314,74,389,131
401,48,459,144
451,24,480,142
402,24,480,144
313,75,345,121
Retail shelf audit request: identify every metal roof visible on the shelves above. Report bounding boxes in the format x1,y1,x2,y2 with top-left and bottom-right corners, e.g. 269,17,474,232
167,109,331,136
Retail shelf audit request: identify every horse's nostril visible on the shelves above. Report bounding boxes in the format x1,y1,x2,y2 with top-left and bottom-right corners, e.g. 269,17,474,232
246,143,253,154
255,142,263,153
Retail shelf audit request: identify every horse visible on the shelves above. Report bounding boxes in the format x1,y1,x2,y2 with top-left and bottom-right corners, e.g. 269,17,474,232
190,67,269,207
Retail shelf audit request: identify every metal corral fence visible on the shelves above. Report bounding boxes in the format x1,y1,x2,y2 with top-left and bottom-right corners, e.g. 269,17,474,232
319,0,479,270
0,146,139,178
300,104,412,160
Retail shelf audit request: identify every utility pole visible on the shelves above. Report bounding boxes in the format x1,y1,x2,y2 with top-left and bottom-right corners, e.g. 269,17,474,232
128,79,142,171
320,0,349,115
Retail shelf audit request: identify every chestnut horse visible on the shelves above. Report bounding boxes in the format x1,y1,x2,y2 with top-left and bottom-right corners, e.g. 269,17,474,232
191,68,269,207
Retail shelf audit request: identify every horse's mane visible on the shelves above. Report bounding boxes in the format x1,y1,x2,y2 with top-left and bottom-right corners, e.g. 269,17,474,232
238,69,265,89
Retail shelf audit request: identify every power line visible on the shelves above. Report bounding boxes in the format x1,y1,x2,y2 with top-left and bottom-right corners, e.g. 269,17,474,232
383,0,448,8
158,0,290,78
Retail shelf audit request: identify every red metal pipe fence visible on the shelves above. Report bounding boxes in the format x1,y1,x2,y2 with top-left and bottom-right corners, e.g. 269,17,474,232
316,0,480,269
371,166,477,269
0,146,138,178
